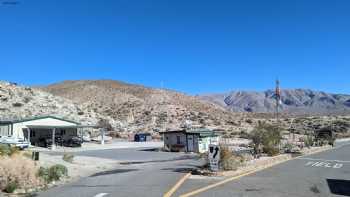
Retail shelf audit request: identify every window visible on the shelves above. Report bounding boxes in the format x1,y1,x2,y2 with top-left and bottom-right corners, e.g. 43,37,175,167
176,136,181,144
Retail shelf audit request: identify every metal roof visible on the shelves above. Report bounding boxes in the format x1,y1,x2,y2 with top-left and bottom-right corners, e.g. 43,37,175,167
160,128,219,137
0,116,80,125
26,125,97,129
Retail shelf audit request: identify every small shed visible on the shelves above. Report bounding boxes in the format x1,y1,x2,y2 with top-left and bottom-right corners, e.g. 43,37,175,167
160,128,220,153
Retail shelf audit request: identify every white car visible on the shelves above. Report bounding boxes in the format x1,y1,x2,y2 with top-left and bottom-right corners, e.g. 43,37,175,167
0,136,30,150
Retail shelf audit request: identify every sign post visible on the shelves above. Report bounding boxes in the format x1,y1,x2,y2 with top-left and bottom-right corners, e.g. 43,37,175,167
101,128,105,145
208,145,220,172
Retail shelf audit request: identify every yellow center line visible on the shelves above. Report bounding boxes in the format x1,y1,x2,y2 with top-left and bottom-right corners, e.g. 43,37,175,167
179,159,290,197
163,172,191,197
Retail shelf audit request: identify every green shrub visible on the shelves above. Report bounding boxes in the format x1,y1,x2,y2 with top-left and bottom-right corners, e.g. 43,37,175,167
37,167,50,183
62,153,74,163
48,164,68,181
250,122,281,155
304,135,314,148
38,164,68,183
263,145,280,156
0,144,11,156
283,143,294,153
0,145,20,156
4,181,18,193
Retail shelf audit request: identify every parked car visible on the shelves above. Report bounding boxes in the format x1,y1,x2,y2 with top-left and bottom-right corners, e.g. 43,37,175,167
63,136,82,147
82,133,91,142
0,136,30,150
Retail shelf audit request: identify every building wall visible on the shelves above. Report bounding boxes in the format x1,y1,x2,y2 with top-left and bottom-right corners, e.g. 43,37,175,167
12,117,77,139
163,132,187,152
163,132,201,152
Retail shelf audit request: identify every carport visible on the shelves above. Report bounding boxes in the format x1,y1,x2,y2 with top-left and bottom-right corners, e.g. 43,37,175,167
25,125,96,149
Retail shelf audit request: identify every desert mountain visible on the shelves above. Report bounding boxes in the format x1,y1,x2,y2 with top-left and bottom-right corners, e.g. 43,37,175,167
41,80,251,133
199,89,350,115
0,81,118,127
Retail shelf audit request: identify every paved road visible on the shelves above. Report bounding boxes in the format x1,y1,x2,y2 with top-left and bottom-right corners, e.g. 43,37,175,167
176,143,350,197
38,148,204,197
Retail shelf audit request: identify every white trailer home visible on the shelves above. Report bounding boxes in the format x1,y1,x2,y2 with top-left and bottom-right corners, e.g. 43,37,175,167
0,116,94,149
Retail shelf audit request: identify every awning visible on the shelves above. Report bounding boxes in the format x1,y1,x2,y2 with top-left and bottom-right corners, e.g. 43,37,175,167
25,125,98,129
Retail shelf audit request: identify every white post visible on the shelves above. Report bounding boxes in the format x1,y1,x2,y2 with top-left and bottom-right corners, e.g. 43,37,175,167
101,128,105,145
27,128,31,145
51,128,56,150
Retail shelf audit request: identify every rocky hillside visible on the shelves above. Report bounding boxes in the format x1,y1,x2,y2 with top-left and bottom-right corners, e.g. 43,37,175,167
41,80,253,133
199,89,350,115
0,81,118,127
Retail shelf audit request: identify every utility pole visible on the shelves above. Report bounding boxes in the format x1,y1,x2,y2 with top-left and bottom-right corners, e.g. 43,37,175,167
275,79,281,131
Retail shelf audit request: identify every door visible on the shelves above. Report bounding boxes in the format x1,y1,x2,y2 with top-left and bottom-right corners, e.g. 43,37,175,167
187,135,194,152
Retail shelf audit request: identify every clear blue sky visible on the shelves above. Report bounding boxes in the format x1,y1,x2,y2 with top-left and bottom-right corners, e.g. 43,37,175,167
1,0,350,94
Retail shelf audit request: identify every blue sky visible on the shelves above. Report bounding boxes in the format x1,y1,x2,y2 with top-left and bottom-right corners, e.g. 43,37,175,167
1,0,350,94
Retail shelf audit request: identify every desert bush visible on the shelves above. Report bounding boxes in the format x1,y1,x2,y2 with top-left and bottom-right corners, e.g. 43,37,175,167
108,131,121,138
0,145,19,156
12,102,23,107
304,135,314,148
48,164,68,181
263,145,280,156
4,181,18,193
0,144,11,156
97,119,113,131
250,122,281,156
219,146,242,171
0,155,42,192
37,167,50,183
62,153,74,163
221,156,241,171
38,164,68,183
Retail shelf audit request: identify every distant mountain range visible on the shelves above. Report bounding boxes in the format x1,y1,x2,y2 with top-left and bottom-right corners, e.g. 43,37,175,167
199,89,350,115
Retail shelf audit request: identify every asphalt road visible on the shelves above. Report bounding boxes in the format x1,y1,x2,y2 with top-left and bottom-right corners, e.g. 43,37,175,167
176,143,350,197
38,148,203,197
47,147,191,162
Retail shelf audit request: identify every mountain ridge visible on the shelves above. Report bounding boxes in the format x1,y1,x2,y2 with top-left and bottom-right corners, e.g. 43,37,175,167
199,89,350,115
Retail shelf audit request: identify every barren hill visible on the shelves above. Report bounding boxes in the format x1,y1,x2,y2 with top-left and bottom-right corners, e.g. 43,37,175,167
0,81,118,127
41,80,250,133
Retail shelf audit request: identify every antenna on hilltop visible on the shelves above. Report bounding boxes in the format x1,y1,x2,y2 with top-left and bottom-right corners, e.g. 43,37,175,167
275,78,282,131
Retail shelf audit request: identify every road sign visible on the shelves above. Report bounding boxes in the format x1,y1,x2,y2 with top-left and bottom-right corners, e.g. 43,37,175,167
208,145,220,171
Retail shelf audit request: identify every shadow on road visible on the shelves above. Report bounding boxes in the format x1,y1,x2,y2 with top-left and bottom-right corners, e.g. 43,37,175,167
327,179,350,196
89,169,138,177
119,155,200,165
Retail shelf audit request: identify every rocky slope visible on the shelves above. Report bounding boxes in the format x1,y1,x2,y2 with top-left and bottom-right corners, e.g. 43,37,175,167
199,89,350,115
0,81,118,127
41,80,253,133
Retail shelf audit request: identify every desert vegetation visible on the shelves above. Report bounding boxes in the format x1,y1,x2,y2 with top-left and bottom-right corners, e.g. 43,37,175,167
0,144,68,194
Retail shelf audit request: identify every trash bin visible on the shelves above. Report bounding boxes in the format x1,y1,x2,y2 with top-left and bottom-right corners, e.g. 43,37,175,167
32,151,39,161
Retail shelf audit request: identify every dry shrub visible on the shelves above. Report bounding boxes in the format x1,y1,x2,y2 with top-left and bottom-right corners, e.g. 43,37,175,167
108,131,121,138
220,145,242,171
0,155,42,191
62,153,74,163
